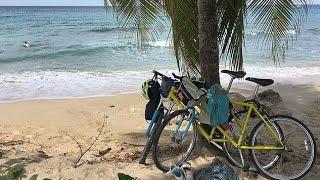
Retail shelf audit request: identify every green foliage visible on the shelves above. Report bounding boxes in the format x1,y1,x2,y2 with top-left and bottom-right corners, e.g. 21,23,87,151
0,166,26,180
105,0,308,73
107,0,167,49
117,173,139,180
28,175,38,180
164,0,200,75
217,0,246,70
0,167,50,180
247,0,307,64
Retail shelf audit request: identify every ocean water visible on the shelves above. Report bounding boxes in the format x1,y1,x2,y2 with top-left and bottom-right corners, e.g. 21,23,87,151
0,6,320,102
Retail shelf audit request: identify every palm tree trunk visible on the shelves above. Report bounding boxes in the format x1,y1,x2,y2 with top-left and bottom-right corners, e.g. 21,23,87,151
198,0,220,84
195,0,224,156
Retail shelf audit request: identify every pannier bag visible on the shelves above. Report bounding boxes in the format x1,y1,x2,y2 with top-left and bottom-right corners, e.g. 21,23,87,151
198,84,229,126
178,77,206,105
145,81,161,120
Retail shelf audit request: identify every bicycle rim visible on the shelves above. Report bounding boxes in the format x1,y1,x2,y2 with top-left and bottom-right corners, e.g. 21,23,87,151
250,115,316,179
152,110,197,172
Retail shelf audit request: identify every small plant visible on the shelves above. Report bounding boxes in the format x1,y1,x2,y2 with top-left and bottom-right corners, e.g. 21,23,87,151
0,166,26,180
28,175,38,180
0,167,51,180
117,173,139,180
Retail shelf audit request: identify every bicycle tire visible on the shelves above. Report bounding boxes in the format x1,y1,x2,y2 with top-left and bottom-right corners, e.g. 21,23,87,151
139,110,164,164
250,115,316,179
152,109,198,172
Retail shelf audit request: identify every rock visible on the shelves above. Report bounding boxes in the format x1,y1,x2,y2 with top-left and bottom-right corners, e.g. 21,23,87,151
229,92,246,101
256,89,292,116
229,92,246,111
94,148,112,157
37,150,52,159
257,89,282,105
227,90,290,116
229,90,290,116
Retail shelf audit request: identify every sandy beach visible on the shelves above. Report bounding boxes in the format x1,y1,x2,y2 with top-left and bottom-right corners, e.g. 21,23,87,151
0,83,319,179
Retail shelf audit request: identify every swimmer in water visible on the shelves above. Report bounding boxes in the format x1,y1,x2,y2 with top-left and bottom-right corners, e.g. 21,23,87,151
23,41,30,48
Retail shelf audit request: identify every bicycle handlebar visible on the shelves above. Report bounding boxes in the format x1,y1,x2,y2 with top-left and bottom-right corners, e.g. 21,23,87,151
172,73,182,80
153,70,166,78
152,70,181,82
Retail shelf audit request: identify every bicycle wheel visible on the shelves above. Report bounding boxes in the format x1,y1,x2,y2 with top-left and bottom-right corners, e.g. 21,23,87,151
250,115,316,179
139,110,164,164
223,111,283,172
152,109,198,172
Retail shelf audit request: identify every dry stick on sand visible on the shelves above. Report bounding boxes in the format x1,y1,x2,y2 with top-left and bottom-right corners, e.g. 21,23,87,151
64,115,108,168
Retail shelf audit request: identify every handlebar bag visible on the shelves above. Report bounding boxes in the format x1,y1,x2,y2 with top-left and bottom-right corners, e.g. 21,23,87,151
145,81,161,120
181,77,206,100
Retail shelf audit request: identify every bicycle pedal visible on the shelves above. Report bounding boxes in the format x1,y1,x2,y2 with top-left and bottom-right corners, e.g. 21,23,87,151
242,164,250,172
138,160,146,164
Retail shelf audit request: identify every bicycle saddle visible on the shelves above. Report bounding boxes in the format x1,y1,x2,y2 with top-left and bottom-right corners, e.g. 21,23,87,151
245,77,274,86
221,70,246,78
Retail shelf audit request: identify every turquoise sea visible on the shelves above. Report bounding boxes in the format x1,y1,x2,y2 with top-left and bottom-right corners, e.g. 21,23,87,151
0,6,320,102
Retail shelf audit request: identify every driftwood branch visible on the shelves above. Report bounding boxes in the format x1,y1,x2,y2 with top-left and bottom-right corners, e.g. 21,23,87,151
65,115,108,168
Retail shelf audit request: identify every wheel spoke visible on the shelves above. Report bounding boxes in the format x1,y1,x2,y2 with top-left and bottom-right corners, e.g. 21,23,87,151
250,116,315,179
153,110,197,172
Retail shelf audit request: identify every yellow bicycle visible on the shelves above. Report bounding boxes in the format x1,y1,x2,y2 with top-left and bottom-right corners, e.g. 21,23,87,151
152,71,316,180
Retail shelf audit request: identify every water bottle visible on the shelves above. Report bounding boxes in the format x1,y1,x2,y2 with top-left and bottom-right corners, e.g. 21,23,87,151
181,162,194,180
171,166,185,180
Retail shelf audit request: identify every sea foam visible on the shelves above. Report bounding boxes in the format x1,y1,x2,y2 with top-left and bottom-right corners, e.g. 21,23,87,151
0,66,319,102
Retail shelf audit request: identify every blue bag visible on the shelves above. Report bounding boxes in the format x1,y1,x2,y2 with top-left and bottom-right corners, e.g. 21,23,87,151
195,160,237,180
207,84,229,126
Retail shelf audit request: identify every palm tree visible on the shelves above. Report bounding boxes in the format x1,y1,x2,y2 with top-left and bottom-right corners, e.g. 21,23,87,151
105,0,307,84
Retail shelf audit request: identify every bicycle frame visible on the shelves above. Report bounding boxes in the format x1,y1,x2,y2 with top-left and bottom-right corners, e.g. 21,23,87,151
195,100,285,150
145,85,185,137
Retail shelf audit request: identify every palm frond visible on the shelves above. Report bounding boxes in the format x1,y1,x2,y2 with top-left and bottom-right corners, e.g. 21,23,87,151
106,0,309,75
163,0,200,75
217,0,246,70
107,0,200,75
247,0,308,63
106,0,167,48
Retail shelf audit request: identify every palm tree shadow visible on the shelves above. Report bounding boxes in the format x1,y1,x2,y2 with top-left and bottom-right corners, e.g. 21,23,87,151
120,130,223,162
0,154,51,171
120,132,147,145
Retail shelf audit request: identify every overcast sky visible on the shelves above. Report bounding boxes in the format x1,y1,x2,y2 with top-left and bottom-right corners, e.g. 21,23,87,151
0,0,319,6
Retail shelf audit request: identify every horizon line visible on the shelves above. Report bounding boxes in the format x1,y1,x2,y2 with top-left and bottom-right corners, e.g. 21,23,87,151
0,5,110,7
1,3,320,6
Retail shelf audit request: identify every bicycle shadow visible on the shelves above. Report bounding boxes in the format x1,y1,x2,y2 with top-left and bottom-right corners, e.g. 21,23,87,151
120,130,226,160
120,132,148,145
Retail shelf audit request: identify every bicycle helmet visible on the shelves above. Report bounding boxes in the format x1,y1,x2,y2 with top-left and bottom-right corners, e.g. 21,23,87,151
141,79,153,100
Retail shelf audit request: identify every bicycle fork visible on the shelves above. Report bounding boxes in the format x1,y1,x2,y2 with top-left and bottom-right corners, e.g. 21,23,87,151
171,108,196,143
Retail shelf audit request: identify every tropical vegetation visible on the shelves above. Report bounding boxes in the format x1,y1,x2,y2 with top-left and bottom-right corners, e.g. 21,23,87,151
105,0,308,83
